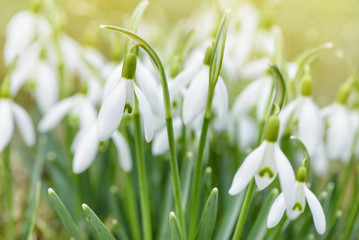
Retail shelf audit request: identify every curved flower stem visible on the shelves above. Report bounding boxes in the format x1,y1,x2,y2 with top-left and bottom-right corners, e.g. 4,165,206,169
189,117,210,239
3,145,15,240
232,179,255,240
99,25,186,239
133,112,152,240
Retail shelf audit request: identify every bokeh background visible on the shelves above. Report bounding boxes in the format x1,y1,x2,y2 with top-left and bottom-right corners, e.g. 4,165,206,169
1,0,359,105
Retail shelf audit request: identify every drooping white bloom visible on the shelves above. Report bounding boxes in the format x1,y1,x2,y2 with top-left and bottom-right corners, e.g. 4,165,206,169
0,99,35,152
322,102,354,162
10,43,58,113
97,53,154,142
279,96,324,156
229,116,296,207
181,64,228,125
4,10,51,65
72,122,132,174
267,181,326,235
38,83,100,132
230,76,272,150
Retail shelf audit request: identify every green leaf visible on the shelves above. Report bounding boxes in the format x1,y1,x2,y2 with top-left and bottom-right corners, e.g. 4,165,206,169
270,65,286,112
112,219,130,240
82,204,116,240
23,181,41,240
248,189,279,240
169,212,182,240
126,0,149,52
48,188,85,240
196,188,219,240
294,42,333,83
214,194,244,240
209,9,230,87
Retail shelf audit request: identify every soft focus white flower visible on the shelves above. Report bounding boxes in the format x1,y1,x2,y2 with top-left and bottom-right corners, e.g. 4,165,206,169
279,96,324,156
0,99,35,152
38,93,97,132
98,54,154,142
229,116,296,207
182,64,228,125
4,10,51,65
10,43,58,113
267,181,326,235
322,103,354,162
72,122,132,174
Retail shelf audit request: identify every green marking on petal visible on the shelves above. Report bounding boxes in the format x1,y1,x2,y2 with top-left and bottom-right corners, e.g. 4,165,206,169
258,167,274,178
292,202,303,212
125,103,133,114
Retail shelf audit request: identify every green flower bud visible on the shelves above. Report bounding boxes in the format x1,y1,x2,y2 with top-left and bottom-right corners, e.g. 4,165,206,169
296,166,307,182
301,74,312,96
203,45,213,66
336,82,351,104
264,115,280,142
170,55,181,78
121,53,137,80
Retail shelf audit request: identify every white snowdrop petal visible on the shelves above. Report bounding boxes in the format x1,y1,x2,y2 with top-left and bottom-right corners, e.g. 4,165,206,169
326,104,352,160
267,193,286,228
231,77,264,117
38,96,77,132
238,57,270,80
111,131,132,172
255,142,277,190
4,11,36,65
73,124,99,173
35,62,59,113
87,79,103,105
152,118,182,155
286,182,306,220
0,100,14,152
297,98,324,155
11,102,35,147
182,66,209,125
78,100,97,130
278,99,298,137
213,77,229,120
169,65,201,96
136,61,163,117
256,76,273,120
311,143,328,175
304,185,326,235
135,85,154,142
98,80,126,141
274,144,296,207
103,63,123,99
228,142,266,195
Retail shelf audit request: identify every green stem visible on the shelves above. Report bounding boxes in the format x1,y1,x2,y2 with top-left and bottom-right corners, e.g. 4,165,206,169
167,118,187,239
343,192,359,240
4,145,15,240
133,113,152,240
232,179,256,240
189,117,210,239
99,26,185,239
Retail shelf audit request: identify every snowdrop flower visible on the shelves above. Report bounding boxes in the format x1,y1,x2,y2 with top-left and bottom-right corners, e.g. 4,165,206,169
267,167,326,235
10,43,58,113
279,76,324,156
98,53,154,142
0,86,35,152
322,83,354,162
229,115,296,207
72,122,132,174
38,81,100,132
182,46,229,125
4,9,51,65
